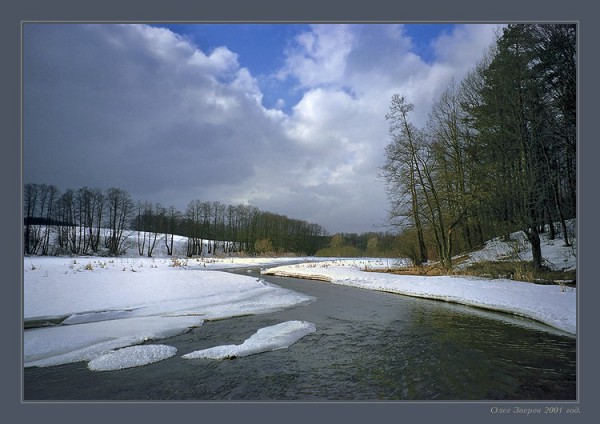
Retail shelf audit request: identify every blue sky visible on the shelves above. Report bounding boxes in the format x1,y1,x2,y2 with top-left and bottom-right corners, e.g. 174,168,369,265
24,23,500,233
159,23,311,112
154,23,457,112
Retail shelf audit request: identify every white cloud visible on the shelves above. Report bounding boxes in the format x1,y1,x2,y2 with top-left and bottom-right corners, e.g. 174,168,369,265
432,24,500,67
254,24,500,232
278,24,355,88
284,88,358,143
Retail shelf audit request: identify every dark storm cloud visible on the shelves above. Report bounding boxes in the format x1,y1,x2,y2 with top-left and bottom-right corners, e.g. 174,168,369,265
24,24,277,207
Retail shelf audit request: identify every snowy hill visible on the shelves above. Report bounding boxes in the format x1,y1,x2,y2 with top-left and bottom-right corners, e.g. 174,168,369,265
457,219,576,272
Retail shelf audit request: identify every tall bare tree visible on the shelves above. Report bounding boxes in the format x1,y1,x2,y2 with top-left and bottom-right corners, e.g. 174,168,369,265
105,187,133,256
383,94,428,265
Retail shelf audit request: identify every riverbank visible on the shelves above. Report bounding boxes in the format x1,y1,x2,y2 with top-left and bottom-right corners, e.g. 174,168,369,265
262,259,576,335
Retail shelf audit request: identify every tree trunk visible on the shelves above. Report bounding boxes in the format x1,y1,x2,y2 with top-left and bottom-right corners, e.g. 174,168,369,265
524,227,543,270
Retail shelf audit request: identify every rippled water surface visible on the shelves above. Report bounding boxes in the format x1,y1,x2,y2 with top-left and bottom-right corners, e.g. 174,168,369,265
24,268,576,401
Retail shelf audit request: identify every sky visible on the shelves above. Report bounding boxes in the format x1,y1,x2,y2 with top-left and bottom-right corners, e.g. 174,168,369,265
23,23,501,234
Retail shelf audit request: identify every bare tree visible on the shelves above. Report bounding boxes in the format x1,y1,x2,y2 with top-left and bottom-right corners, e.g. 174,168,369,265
185,200,204,257
162,205,179,256
106,188,133,256
23,183,57,255
383,94,428,265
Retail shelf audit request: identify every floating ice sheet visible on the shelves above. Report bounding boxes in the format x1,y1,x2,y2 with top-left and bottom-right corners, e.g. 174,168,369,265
182,320,316,360
88,344,178,371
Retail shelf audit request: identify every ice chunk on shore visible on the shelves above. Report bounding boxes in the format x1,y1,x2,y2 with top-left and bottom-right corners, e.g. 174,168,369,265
24,315,203,368
182,320,316,360
88,344,178,371
24,263,316,368
62,309,135,325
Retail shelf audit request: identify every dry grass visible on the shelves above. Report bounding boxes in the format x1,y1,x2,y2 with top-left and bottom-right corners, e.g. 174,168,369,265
367,263,448,276
367,258,575,287
459,261,576,286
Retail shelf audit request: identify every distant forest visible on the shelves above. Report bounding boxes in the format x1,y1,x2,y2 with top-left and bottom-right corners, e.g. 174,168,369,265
23,184,331,257
381,24,576,270
23,183,408,258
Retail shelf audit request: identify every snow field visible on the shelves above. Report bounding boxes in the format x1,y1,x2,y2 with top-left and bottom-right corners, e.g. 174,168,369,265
457,220,576,271
24,315,203,368
24,256,315,369
258,222,576,334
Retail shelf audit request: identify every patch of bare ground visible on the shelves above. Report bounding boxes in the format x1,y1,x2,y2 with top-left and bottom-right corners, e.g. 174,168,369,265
459,260,576,287
368,263,448,276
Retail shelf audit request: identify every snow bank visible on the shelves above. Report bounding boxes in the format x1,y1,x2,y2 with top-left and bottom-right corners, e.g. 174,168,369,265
88,345,178,371
24,257,315,368
182,320,316,360
262,263,576,335
24,258,315,322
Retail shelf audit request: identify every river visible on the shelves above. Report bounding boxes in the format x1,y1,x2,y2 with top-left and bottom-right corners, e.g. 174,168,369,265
23,266,576,401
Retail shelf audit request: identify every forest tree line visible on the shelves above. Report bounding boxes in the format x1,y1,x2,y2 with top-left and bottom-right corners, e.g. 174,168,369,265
23,183,327,257
382,24,576,270
23,183,417,259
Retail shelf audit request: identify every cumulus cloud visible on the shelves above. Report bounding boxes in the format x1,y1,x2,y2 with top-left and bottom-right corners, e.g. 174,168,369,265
277,24,355,88
24,23,500,234
431,24,500,67
262,23,501,232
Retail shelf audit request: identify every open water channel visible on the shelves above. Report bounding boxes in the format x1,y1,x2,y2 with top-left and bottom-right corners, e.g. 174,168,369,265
23,266,576,401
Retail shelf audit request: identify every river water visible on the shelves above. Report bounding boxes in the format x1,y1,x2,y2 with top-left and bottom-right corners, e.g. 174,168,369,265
23,266,576,401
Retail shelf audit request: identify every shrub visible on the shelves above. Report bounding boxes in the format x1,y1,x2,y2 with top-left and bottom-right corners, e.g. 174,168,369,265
254,238,274,255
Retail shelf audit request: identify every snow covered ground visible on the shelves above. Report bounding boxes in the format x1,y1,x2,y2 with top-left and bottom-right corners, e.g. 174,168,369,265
24,222,576,371
457,219,576,272
23,255,315,369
